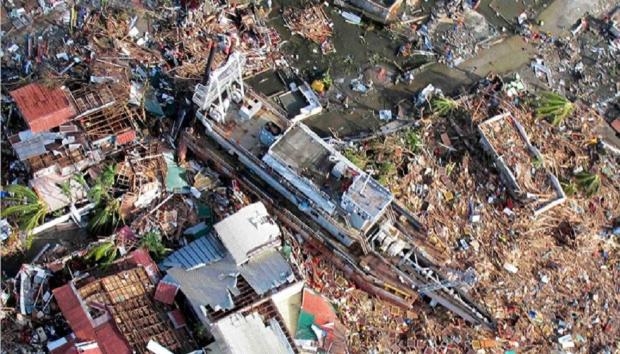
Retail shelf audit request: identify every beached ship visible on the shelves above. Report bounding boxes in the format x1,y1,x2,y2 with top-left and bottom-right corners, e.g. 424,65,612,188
182,51,495,329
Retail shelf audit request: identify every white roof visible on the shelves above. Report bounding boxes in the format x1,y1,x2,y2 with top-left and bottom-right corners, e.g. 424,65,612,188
211,312,295,354
214,202,281,265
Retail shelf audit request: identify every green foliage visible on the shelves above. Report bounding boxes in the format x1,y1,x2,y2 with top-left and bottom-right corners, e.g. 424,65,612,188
536,92,574,126
561,181,577,196
532,156,544,169
343,149,368,170
87,164,116,204
87,242,119,265
575,171,601,196
378,161,396,176
72,173,88,189
57,180,73,202
431,97,459,116
403,129,423,153
140,231,170,261
376,161,396,186
322,70,333,89
88,198,123,232
101,164,116,188
1,184,48,235
87,164,123,233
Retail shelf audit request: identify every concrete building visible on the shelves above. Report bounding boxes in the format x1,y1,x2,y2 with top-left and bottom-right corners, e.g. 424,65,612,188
263,123,393,234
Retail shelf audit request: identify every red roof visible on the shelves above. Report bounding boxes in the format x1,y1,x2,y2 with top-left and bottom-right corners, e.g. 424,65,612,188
95,322,131,354
154,281,179,305
128,248,156,269
611,119,620,134
116,129,136,145
301,288,337,326
53,285,96,341
116,226,137,244
10,84,77,132
53,285,131,354
127,248,160,281
167,309,187,329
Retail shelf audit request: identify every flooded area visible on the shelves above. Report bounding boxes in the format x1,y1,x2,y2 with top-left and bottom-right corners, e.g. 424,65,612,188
1,224,93,277
1,0,618,352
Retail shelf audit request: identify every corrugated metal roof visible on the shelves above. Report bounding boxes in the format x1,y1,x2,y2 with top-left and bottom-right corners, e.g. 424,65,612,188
167,249,293,315
212,312,295,354
53,284,96,341
166,254,239,312
239,249,293,295
115,129,136,145
10,131,65,161
161,233,226,270
154,280,179,305
11,134,48,160
167,309,187,329
10,84,77,132
126,248,160,282
214,202,281,265
94,322,131,354
52,285,131,354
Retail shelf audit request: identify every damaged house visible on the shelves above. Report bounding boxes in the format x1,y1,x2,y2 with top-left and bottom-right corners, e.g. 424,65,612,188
51,249,190,354
478,112,566,216
6,83,139,215
158,202,302,352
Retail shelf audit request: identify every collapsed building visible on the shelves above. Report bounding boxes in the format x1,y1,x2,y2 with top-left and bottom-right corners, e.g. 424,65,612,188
51,249,189,354
158,202,304,353
478,112,566,216
6,82,136,215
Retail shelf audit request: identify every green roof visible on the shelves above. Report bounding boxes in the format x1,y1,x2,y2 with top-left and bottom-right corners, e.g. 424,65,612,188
164,153,189,192
295,310,317,341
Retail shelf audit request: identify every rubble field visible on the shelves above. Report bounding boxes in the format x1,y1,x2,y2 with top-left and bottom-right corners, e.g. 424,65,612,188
1,0,618,353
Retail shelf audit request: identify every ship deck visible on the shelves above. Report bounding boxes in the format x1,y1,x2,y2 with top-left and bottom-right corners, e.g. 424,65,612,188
215,97,291,158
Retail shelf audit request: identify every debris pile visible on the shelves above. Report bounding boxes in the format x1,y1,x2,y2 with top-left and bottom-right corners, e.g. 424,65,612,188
338,78,619,351
283,5,335,55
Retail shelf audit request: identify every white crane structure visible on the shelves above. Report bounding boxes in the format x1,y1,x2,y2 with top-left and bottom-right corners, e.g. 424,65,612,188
416,267,478,294
192,52,246,124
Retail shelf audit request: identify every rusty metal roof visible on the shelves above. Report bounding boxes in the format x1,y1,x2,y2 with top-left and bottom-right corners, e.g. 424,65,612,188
9,84,77,132
53,285,131,354
53,284,96,341
116,129,137,145
154,280,179,305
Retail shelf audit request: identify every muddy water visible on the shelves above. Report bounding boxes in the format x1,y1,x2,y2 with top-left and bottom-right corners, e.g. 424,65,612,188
1,225,94,277
264,0,557,138
266,0,482,136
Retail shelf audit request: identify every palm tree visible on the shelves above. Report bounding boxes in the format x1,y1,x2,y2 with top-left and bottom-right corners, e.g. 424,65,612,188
88,198,123,232
536,92,574,126
432,97,459,116
1,185,48,235
140,231,170,261
86,164,124,233
575,171,601,196
87,164,116,204
57,180,73,204
72,172,89,190
87,241,119,266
